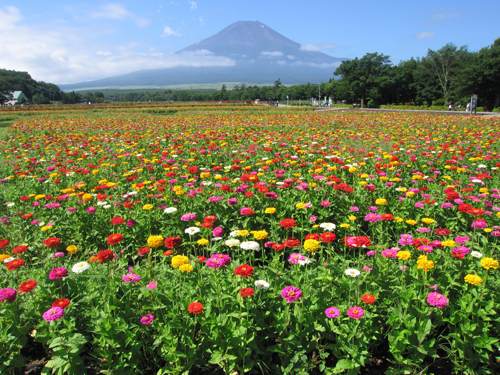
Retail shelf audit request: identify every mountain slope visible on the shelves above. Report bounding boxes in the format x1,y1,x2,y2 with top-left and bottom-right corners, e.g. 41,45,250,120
60,21,343,90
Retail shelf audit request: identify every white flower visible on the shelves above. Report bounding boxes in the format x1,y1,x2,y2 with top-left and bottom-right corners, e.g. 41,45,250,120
128,191,138,196
97,201,107,206
185,227,200,235
319,222,336,231
6,202,15,207
298,257,312,265
471,251,483,258
345,268,361,277
225,239,241,247
38,222,45,227
3,257,14,263
477,165,487,169
229,230,240,238
211,237,222,242
240,241,260,251
254,280,270,290
164,207,177,214
102,205,112,209
72,262,90,273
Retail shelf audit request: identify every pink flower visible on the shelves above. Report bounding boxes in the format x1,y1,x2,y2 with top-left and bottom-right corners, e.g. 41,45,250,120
381,248,398,258
364,213,381,222
321,201,331,207
146,282,157,290
288,253,305,264
49,267,68,280
366,250,378,257
363,266,373,272
418,245,434,253
0,288,17,303
281,286,303,303
206,254,231,269
43,306,65,322
140,314,154,325
122,273,141,282
51,252,65,258
325,307,340,318
347,306,364,319
427,292,448,309
181,213,196,221
213,227,224,237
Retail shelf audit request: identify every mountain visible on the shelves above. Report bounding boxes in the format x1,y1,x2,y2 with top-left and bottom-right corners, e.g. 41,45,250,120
59,21,344,91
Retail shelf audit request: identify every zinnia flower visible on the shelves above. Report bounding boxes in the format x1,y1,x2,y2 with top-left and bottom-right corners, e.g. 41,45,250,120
234,265,254,279
344,269,361,277
325,307,340,318
239,288,254,298
254,280,270,289
97,249,114,264
141,314,154,325
464,274,483,286
7,259,25,271
304,239,320,252
280,219,297,229
122,273,141,282
171,255,190,268
361,294,376,305
147,235,164,248
107,233,124,246
43,237,61,248
281,286,302,303
165,237,182,249
427,292,448,309
188,302,203,314
0,288,17,303
480,257,499,270
43,306,65,322
347,307,364,319
52,298,70,309
18,280,37,294
72,262,90,273
49,267,68,280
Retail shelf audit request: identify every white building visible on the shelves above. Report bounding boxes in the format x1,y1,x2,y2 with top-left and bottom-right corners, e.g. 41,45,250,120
5,91,27,106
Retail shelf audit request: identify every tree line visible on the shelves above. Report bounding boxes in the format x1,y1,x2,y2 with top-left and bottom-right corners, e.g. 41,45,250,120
1,38,499,109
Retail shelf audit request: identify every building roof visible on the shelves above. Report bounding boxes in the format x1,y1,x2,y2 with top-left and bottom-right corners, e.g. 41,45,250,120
13,91,25,99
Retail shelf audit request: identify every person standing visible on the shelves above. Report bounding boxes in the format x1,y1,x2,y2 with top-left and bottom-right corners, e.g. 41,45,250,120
466,103,471,112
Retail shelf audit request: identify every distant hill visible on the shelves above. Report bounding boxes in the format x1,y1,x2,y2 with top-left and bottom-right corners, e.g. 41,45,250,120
60,21,345,91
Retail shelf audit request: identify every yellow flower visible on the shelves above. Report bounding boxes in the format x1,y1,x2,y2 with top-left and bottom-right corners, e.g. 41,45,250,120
175,190,185,196
394,217,404,223
340,223,350,228
421,218,435,225
66,245,78,254
237,230,250,237
359,181,368,186
171,255,190,268
375,198,387,205
441,240,456,247
464,274,483,285
416,255,434,272
396,251,412,261
406,220,417,226
179,263,194,272
147,235,164,248
82,193,93,202
34,194,45,200
197,238,209,246
143,204,154,210
0,254,11,262
406,192,415,197
41,226,51,231
296,202,306,209
265,207,276,214
484,228,492,233
304,239,320,252
348,166,358,173
252,230,269,240
348,215,357,221
480,257,499,270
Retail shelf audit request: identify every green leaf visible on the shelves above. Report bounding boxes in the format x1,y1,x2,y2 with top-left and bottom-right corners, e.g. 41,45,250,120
335,359,354,370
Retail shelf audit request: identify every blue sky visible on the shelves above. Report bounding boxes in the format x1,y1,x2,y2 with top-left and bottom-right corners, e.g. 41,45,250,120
1,0,499,84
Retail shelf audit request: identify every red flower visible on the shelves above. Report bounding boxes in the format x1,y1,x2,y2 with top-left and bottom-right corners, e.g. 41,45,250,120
107,233,124,246
12,245,28,254
319,232,336,243
188,302,203,314
239,288,255,298
280,219,297,229
0,239,10,249
165,237,182,249
361,294,376,305
381,214,394,221
195,256,207,263
240,207,254,215
413,238,429,248
138,247,150,256
451,252,465,259
201,221,214,228
244,191,254,198
272,243,285,252
234,265,254,279
110,217,125,225
163,249,174,257
52,298,71,309
18,280,37,294
434,228,451,237
204,215,217,223
22,213,34,219
43,237,61,248
97,249,114,264
446,191,460,200
284,238,301,248
19,196,30,202
305,234,320,241
343,236,372,248
7,259,25,271
458,203,473,213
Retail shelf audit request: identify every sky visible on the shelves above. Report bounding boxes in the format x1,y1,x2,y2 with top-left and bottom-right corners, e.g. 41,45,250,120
1,0,499,85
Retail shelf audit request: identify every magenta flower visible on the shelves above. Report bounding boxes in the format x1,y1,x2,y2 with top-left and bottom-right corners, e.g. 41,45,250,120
321,200,331,207
122,273,141,282
146,281,157,290
418,245,434,253
454,236,470,244
381,248,398,258
347,306,364,319
281,286,302,303
86,207,96,213
471,220,487,229
140,314,154,325
181,213,197,221
366,250,378,257
127,219,137,227
398,234,413,246
427,292,448,309
43,306,65,322
206,254,231,269
213,227,224,237
288,253,305,264
325,307,340,318
0,288,17,303
49,267,68,280
51,252,65,258
364,213,381,223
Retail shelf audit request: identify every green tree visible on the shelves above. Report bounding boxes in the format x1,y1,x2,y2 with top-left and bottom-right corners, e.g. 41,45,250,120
0,78,13,105
334,53,391,108
421,43,470,104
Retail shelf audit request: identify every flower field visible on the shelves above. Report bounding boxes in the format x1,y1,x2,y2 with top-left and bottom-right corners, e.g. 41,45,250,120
1,107,500,374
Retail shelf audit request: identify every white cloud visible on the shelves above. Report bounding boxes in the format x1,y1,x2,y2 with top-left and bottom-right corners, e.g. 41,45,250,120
162,26,181,37
188,1,197,10
199,16,205,26
291,61,342,69
300,43,340,52
261,51,283,57
0,7,234,84
416,32,435,39
432,12,459,21
135,17,150,28
92,3,129,19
